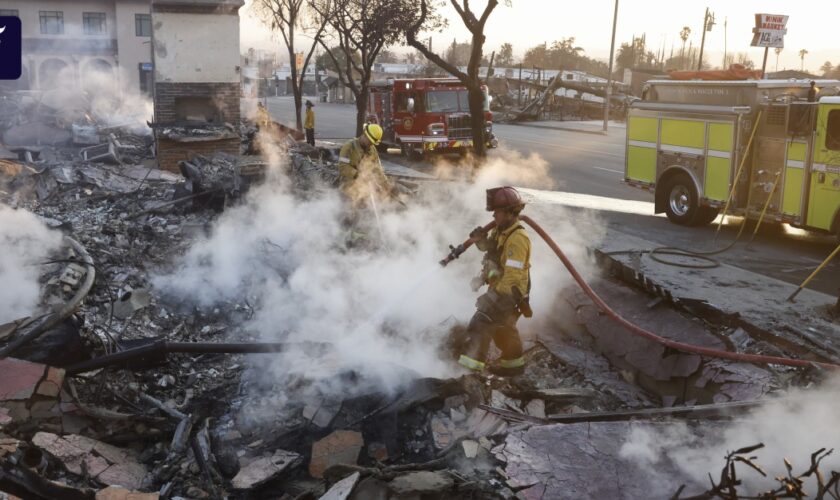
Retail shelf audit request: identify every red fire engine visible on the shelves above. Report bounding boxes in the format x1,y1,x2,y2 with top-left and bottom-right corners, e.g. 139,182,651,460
366,78,497,156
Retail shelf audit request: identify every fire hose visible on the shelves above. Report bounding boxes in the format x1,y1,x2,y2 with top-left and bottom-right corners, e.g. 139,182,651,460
441,215,840,371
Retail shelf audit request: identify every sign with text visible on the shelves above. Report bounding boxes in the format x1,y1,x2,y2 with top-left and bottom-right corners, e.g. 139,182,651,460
295,52,304,70
0,16,22,80
751,13,788,48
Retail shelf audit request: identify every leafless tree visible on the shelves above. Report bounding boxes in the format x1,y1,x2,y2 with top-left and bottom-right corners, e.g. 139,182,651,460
311,0,426,136
407,0,504,159
254,0,330,131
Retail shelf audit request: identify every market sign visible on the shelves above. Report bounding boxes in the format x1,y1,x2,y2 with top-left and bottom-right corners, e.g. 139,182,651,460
751,13,788,48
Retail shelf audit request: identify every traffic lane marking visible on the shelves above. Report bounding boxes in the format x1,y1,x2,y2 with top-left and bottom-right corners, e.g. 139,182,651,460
592,166,624,174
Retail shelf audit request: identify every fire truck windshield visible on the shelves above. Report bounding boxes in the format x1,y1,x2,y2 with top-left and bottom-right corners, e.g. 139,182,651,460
426,90,464,112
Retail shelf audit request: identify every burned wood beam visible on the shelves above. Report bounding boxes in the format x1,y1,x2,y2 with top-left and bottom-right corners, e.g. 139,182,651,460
547,400,766,424
480,400,767,426
138,392,188,420
65,340,332,375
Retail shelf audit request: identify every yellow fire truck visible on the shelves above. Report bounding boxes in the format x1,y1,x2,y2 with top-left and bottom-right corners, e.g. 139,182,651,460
624,79,840,237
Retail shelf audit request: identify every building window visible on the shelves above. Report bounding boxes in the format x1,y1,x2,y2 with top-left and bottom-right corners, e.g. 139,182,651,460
826,110,840,151
83,12,106,35
39,11,64,35
0,9,19,16
135,14,151,37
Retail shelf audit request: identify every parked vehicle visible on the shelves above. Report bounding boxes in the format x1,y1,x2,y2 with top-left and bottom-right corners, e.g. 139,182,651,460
624,78,840,237
367,78,497,156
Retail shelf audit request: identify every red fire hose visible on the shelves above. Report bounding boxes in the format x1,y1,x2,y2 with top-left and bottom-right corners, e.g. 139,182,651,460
442,216,840,371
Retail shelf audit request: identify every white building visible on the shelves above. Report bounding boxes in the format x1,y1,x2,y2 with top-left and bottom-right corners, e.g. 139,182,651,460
0,0,153,94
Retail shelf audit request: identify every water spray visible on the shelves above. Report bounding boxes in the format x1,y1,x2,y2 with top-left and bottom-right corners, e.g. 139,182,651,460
369,192,389,252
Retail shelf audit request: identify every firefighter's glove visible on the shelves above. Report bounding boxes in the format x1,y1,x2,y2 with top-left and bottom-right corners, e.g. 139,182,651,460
471,227,491,252
469,226,486,239
512,286,533,318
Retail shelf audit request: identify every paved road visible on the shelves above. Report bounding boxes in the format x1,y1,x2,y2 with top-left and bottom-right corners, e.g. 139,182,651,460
261,96,640,200
261,95,839,296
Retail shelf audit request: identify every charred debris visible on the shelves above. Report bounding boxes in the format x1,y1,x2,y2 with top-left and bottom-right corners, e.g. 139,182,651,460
0,89,837,500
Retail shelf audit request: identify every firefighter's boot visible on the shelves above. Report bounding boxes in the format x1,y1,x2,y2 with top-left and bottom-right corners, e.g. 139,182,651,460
457,311,494,372
488,325,525,376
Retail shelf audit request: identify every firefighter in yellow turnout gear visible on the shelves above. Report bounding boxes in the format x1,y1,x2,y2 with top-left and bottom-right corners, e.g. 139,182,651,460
458,187,532,376
337,123,393,206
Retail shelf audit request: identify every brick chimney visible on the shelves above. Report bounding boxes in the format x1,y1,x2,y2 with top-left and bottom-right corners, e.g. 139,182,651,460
151,0,245,171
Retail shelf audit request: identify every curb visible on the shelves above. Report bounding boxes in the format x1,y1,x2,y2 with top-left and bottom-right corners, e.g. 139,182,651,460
505,121,625,136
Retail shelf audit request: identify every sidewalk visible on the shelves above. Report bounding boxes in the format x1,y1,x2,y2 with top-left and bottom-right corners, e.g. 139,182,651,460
524,196,840,364
598,228,840,362
508,119,626,135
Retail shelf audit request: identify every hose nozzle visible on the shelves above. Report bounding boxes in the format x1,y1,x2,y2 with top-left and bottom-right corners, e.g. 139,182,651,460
440,244,466,267
439,221,497,267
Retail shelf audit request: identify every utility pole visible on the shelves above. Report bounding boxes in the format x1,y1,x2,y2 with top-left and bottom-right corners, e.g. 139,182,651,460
697,8,714,71
603,0,619,133
723,17,728,68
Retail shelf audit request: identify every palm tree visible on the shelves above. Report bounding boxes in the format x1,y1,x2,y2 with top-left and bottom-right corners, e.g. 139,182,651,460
774,47,782,72
679,26,691,68
799,49,808,72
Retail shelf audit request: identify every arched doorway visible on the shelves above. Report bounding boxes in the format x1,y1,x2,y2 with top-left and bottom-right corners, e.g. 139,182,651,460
39,58,70,90
82,59,114,94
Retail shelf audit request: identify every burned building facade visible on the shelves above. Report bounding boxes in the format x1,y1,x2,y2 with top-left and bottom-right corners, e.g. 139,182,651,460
151,0,244,172
0,0,153,94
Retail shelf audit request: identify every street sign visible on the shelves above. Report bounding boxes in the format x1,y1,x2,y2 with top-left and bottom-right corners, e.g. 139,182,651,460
751,13,788,48
295,52,304,70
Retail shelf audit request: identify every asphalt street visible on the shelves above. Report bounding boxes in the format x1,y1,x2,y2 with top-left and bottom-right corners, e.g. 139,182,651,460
261,95,840,297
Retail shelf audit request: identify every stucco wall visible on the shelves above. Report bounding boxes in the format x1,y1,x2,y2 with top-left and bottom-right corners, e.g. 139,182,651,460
115,0,152,92
151,12,240,83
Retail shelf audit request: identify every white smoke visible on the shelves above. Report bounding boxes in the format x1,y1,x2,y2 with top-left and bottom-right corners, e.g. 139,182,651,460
153,143,602,397
619,376,840,496
0,205,63,324
40,62,152,135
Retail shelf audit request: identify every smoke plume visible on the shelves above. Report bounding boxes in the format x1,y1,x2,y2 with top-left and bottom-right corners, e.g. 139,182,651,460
0,206,63,324
619,376,840,495
153,140,602,398
42,63,152,135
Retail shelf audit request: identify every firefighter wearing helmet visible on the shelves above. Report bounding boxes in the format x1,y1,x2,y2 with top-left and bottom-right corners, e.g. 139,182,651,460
337,123,393,203
458,186,531,376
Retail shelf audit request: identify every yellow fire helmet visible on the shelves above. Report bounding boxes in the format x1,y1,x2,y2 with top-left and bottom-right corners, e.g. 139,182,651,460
364,123,383,145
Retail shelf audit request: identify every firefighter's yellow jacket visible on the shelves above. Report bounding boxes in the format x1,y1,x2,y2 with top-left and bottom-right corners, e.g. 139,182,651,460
477,222,531,299
304,108,315,129
337,138,389,193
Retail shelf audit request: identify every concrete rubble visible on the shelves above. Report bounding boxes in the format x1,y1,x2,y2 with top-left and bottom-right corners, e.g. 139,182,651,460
1,90,836,500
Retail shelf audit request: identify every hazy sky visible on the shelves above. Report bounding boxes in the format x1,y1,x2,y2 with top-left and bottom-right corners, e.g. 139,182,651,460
241,0,839,73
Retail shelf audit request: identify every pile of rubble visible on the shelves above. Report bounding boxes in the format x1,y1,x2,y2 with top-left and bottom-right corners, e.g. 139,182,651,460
2,101,833,498
0,122,641,498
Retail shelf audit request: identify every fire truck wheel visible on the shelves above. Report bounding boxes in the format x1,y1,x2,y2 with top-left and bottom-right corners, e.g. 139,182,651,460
662,173,700,226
